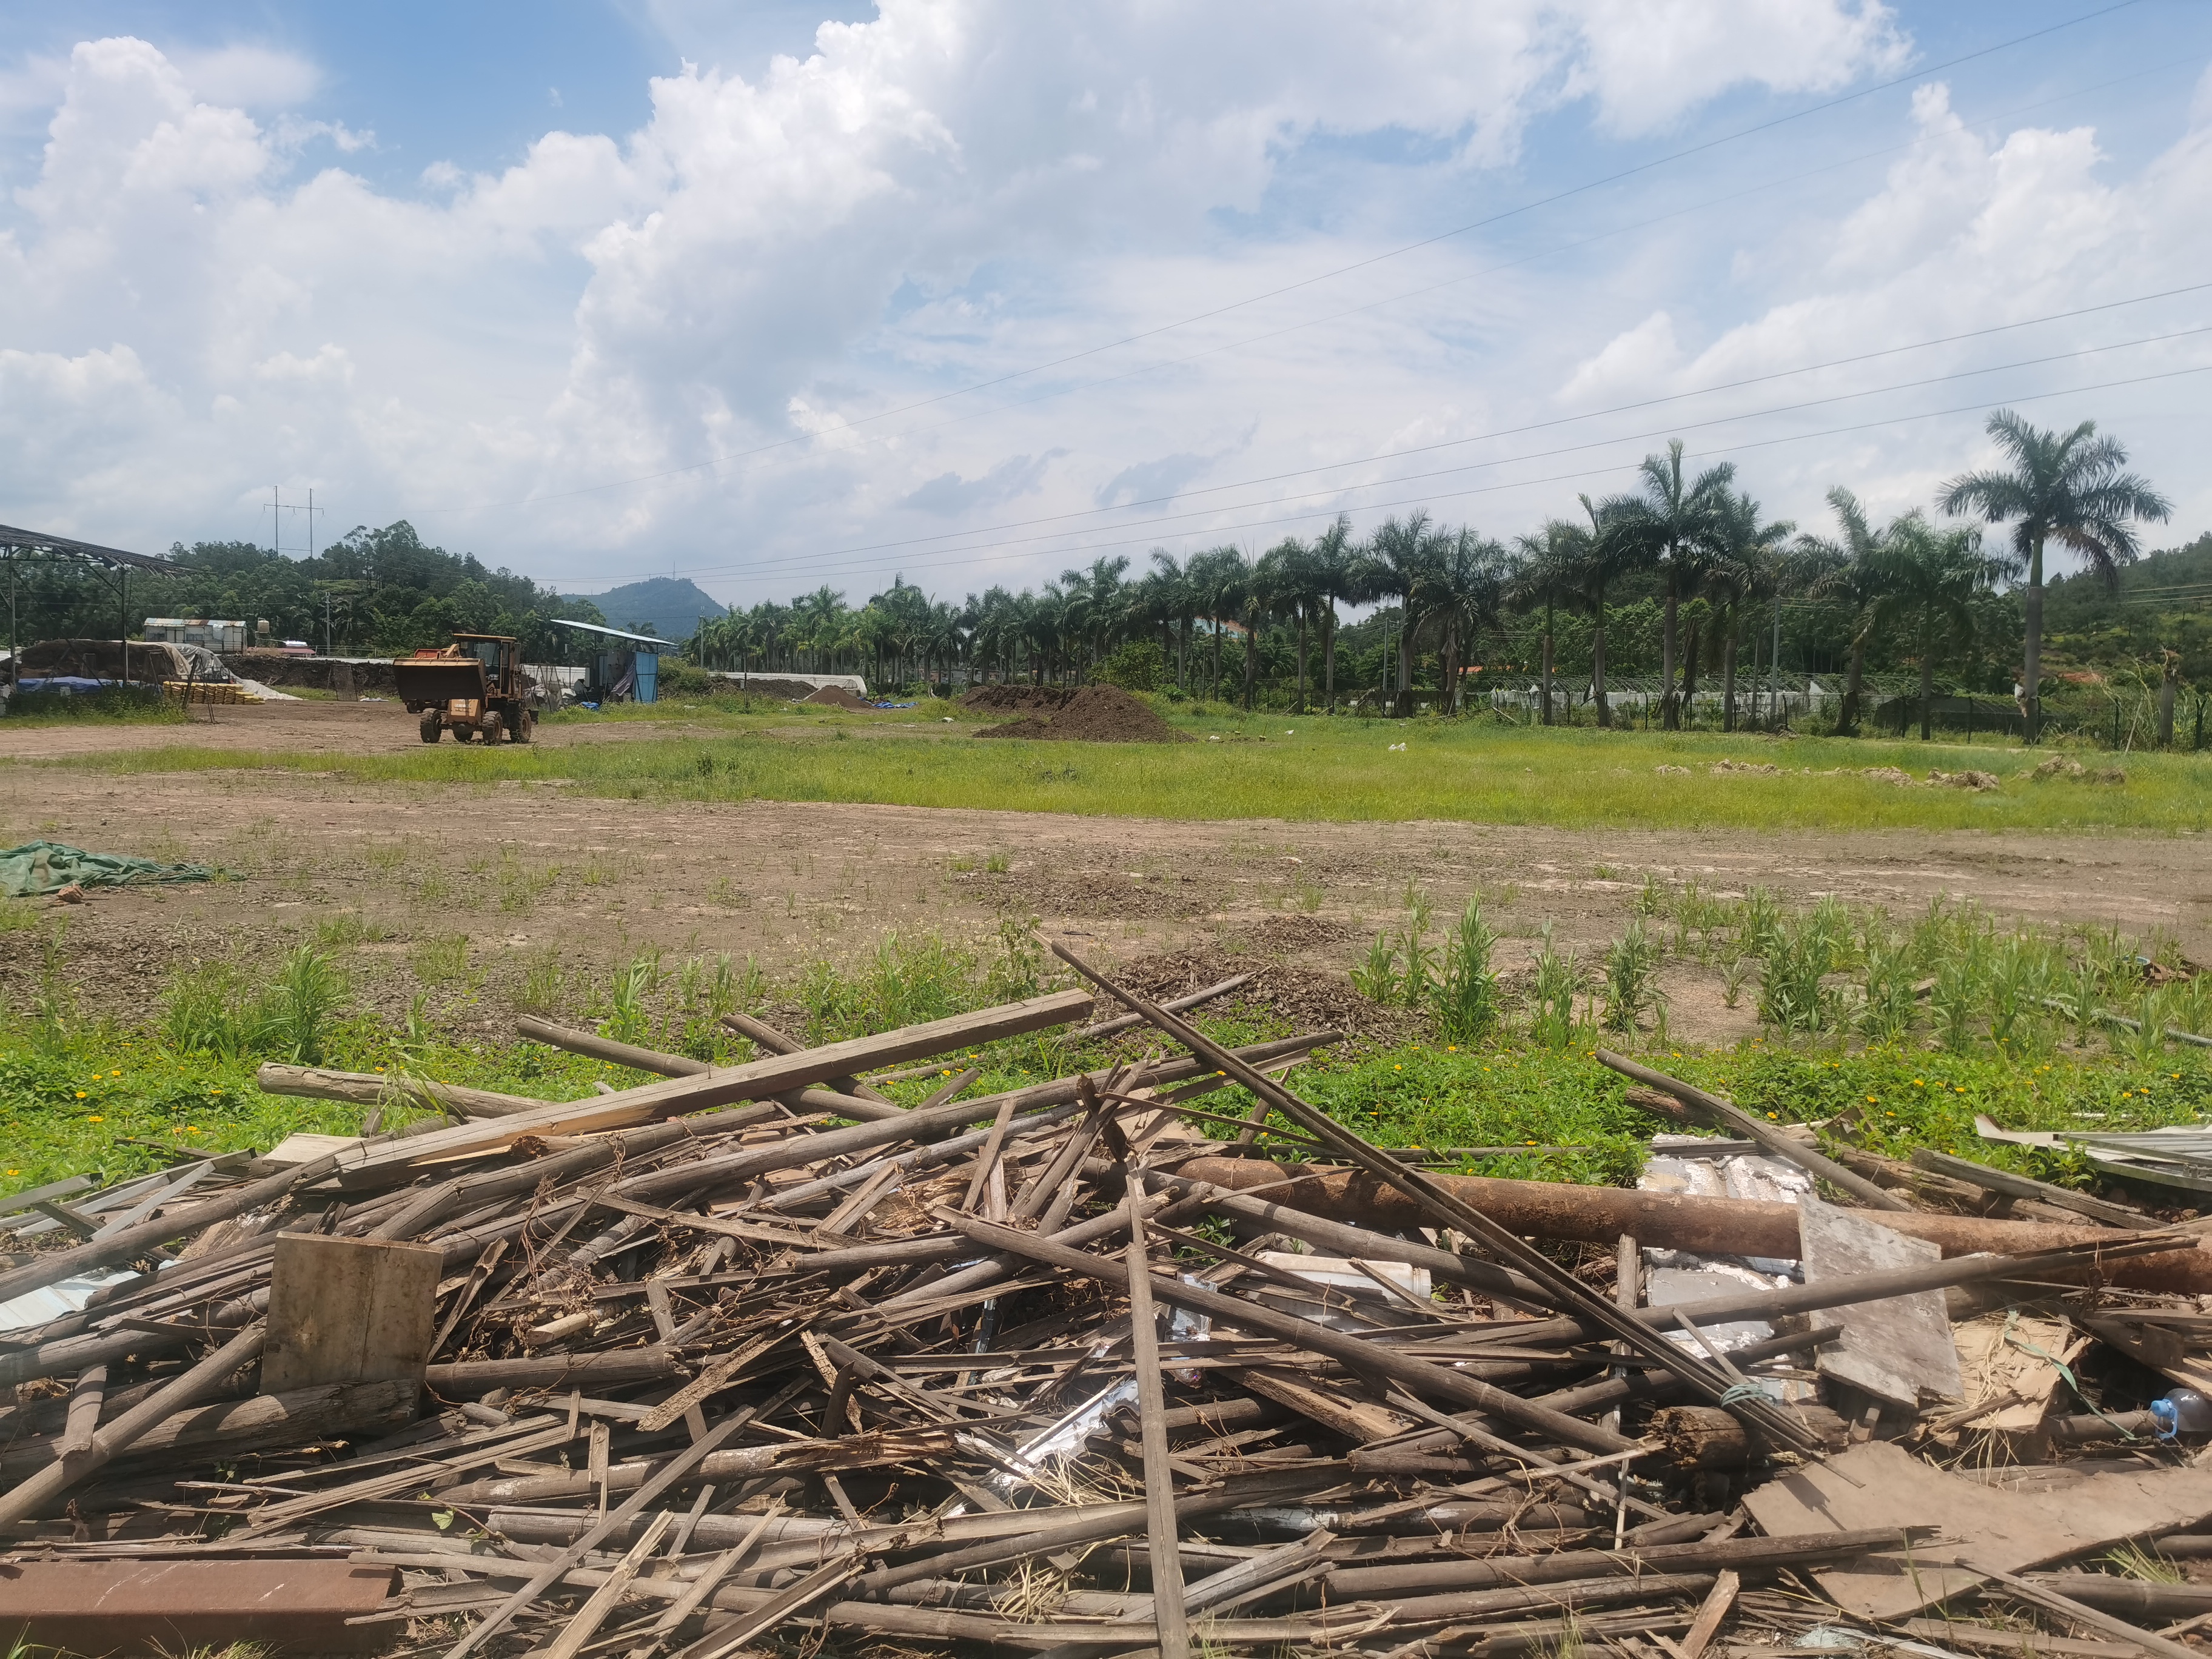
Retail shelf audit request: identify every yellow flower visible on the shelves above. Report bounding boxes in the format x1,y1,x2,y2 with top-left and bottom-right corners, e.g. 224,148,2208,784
1446,1045,1456,1052
74,1091,87,1099
4,1170,15,1176
1866,1095,1878,1104
110,1069,121,1076
1913,1079,1924,1086
87,1116,104,1124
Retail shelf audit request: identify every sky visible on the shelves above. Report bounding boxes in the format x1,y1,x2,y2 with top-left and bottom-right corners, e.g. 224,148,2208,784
2,0,2209,608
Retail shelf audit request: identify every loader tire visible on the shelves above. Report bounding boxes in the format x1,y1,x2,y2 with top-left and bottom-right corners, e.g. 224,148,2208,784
420,714,443,743
480,712,503,746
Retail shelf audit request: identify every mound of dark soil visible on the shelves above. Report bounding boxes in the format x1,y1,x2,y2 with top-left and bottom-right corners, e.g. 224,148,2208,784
1104,945,1421,1048
803,685,874,709
974,685,1191,743
960,684,1080,714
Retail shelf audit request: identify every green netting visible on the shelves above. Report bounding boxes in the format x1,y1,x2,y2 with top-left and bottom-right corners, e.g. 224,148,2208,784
0,840,215,898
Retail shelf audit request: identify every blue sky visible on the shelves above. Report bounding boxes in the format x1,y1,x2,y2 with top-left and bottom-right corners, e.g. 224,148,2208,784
2,1,2208,605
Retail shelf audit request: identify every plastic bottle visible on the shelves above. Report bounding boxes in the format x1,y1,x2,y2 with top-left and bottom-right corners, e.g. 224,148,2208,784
2149,1389,2211,1439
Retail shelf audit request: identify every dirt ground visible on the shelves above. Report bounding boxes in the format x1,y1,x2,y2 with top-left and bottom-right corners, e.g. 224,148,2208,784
2,702,2206,1047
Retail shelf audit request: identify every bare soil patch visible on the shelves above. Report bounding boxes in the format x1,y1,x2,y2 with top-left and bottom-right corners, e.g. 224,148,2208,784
0,751,2204,1052
973,685,1191,743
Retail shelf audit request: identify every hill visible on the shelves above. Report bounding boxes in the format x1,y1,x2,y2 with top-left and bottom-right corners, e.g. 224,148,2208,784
557,577,726,643
2043,532,2212,682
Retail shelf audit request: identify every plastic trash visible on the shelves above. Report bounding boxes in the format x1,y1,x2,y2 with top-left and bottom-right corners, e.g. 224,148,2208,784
2151,1389,2211,1438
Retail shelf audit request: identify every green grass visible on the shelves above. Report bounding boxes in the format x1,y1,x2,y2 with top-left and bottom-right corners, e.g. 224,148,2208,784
26,699,2212,832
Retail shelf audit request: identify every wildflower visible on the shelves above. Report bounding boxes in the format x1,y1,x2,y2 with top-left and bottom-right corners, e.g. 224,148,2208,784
74,1091,87,1099
87,1116,104,1124
1866,1095,1878,1104
1913,1079,1925,1087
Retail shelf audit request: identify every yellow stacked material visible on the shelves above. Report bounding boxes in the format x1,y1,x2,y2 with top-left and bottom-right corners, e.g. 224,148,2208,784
163,680,260,705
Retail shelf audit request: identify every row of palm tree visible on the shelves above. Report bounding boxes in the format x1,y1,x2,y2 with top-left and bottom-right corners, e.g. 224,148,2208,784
687,411,2170,739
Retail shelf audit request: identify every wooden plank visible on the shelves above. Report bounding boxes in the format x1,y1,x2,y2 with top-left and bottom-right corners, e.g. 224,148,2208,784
1124,1170,1188,1659
1798,1197,1961,1410
338,989,1094,1179
1677,1568,1738,1659
1912,1148,2150,1227
265,1233,441,1394
1741,1440,2212,1621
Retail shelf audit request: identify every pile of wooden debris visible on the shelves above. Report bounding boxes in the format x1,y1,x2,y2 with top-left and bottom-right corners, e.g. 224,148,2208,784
1,947,2208,1659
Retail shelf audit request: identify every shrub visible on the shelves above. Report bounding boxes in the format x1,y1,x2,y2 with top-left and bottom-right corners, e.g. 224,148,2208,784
1096,640,1165,692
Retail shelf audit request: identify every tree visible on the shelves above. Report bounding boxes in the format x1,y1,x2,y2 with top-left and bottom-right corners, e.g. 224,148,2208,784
1566,493,1643,728
1869,518,2008,740
1615,439,1735,729
1305,515,1357,713
1938,410,2171,742
1705,491,1794,732
1187,546,1250,703
1803,488,1897,736
1424,529,1506,716
1368,511,1446,716
1509,521,1586,726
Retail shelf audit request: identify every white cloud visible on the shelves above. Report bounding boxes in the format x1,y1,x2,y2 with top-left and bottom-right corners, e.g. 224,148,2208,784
1,4,2204,600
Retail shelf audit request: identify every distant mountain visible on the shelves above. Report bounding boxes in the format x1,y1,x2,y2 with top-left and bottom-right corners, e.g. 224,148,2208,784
557,577,726,644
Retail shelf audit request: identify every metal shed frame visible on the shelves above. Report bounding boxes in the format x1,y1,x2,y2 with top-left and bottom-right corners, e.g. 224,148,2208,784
0,526,182,694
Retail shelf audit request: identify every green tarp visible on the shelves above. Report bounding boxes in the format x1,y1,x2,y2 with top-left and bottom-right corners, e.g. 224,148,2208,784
0,840,215,898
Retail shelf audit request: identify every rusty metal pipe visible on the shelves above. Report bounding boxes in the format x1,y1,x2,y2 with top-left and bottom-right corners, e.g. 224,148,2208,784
1173,1158,2212,1295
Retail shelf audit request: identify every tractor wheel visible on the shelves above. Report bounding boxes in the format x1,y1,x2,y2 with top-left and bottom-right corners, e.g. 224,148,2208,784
512,710,534,745
480,712,504,746
419,713,442,743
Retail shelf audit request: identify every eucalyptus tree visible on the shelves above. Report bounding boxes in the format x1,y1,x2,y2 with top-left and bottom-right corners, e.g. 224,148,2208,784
1803,488,1899,736
1938,410,2170,742
1615,439,1735,729
1870,519,2009,740
1706,490,1795,731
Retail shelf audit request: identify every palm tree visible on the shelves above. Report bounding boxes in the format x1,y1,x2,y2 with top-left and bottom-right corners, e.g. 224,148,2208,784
1187,546,1250,704
1305,515,1356,713
1938,411,2170,742
1803,488,1896,736
1706,491,1795,732
1369,511,1445,716
1509,521,1586,726
1870,519,2009,740
1425,529,1506,716
1615,439,1735,729
1141,552,1191,688
1566,493,1643,728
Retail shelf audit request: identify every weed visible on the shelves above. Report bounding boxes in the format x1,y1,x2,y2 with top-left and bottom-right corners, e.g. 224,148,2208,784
709,876,752,910
313,914,389,948
1738,886,1783,957
1931,955,1984,1053
949,854,977,874
515,949,566,1016
410,934,472,987
1352,932,1400,1004
2125,987,2180,1065
1436,900,1500,1043
1635,872,1669,918
1529,926,1581,1050
1759,914,1837,1036
1718,945,1752,1010
1602,919,1663,1034
985,914,1049,1004
1857,927,1919,1044
159,945,346,1064
605,951,662,1044
984,851,1010,874
802,931,978,1043
0,902,41,937
1292,871,1326,913
31,923,74,1048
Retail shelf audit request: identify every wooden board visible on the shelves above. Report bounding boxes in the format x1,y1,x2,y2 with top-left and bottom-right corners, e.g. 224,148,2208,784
1741,1440,2212,1620
327,988,1095,1183
265,1233,442,1393
1951,1313,2085,1433
1798,1196,1961,1409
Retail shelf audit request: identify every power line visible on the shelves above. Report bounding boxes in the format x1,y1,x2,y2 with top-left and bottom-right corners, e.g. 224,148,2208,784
402,2,2145,520
694,362,2212,591
657,295,2212,577
669,327,2212,583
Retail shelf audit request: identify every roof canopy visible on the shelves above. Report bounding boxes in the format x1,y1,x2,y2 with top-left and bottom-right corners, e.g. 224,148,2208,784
550,617,669,648
0,524,180,575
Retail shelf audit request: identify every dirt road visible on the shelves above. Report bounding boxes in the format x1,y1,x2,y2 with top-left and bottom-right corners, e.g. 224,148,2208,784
2,706,2204,1046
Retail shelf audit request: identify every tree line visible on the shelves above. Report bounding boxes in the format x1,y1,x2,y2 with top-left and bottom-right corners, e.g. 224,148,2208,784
694,411,2174,741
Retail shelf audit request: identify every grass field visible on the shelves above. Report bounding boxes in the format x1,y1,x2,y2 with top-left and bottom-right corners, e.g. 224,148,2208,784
5,916,2206,1206
38,696,2212,833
